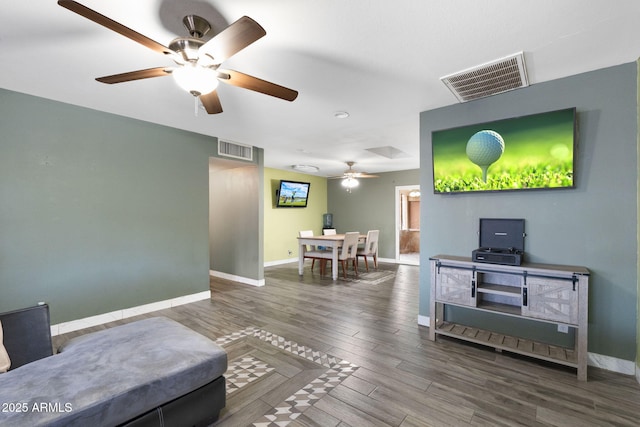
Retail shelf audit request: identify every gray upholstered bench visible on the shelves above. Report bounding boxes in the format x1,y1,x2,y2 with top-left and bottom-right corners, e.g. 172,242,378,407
0,316,227,427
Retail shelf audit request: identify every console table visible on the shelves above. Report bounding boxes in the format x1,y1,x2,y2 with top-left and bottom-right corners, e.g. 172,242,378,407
429,255,589,381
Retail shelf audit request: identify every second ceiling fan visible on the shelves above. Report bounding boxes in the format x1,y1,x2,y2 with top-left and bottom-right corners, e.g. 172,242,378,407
57,0,298,114
329,162,379,192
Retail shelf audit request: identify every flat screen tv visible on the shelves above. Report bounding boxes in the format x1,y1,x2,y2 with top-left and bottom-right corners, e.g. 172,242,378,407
276,180,311,207
431,107,576,194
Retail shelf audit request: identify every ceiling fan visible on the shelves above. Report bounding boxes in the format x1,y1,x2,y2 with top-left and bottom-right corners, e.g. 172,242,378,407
329,162,379,192
57,0,298,114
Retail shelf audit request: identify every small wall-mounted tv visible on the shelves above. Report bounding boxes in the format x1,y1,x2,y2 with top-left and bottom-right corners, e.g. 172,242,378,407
276,180,311,207
431,108,577,194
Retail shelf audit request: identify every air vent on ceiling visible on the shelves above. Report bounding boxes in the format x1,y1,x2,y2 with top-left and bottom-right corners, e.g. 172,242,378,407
218,140,253,161
365,146,410,159
441,52,529,102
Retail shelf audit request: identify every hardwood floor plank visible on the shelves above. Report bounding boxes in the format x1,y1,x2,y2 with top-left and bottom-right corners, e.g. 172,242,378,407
328,384,406,426
469,410,546,427
254,346,319,375
314,393,394,427
339,374,377,396
258,323,337,353
367,383,474,426
399,415,441,427
485,375,640,427
535,406,594,427
425,380,539,425
328,345,404,373
396,359,488,387
593,398,640,426
487,374,594,410
289,406,341,427
352,366,432,394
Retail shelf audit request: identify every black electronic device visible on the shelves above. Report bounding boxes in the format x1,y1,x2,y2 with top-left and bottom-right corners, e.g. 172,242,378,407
472,218,525,265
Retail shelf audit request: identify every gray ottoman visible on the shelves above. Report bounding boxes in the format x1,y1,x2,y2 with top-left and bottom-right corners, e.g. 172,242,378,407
0,317,227,427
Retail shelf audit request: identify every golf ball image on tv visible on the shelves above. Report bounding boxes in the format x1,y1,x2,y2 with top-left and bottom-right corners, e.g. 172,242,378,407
466,130,505,167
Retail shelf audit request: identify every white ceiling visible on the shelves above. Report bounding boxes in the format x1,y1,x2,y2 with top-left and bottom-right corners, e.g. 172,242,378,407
2,1,640,177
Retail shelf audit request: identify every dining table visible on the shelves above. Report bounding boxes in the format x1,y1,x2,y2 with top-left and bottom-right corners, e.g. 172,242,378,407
297,233,366,280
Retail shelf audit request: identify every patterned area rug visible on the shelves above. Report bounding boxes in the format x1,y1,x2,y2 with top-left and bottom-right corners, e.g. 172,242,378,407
215,327,359,426
346,268,396,285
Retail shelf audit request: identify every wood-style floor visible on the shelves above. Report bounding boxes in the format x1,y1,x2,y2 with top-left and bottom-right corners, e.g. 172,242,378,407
53,262,640,426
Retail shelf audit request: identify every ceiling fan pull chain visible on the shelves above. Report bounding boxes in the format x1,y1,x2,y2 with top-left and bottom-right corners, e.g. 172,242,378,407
194,96,198,117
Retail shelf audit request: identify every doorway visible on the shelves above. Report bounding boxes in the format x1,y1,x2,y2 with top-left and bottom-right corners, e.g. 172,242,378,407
395,185,420,265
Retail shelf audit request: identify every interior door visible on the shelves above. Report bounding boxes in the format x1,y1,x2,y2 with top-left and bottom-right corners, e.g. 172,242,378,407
395,185,420,265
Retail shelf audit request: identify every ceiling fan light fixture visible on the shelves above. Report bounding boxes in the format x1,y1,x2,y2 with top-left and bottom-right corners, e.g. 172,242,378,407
169,37,205,63
341,177,359,189
182,15,211,39
172,64,219,96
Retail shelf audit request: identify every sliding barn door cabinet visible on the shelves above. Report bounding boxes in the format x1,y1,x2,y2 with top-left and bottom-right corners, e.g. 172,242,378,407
429,255,589,380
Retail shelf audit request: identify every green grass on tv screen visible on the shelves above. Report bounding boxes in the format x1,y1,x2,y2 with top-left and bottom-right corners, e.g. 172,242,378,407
278,197,307,207
432,109,575,193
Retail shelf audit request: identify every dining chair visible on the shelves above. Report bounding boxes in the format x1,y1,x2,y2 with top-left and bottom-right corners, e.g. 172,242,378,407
299,230,324,272
308,232,359,278
317,228,336,250
356,230,379,272
338,232,360,278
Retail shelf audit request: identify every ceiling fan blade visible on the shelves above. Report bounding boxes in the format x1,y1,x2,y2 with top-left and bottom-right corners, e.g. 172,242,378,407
329,173,378,179
58,0,173,55
96,67,172,84
200,91,223,114
218,69,298,101
350,170,379,178
199,16,266,64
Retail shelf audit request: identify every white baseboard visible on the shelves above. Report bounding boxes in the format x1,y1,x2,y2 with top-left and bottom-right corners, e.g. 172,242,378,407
417,315,430,326
378,257,418,265
50,290,211,336
264,258,298,267
417,316,635,376
210,270,265,287
588,352,636,375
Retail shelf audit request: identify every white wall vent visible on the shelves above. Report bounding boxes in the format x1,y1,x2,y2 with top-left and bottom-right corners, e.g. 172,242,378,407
218,140,253,161
441,52,529,102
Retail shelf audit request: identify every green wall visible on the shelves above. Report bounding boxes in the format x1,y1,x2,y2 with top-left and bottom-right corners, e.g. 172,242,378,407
328,169,420,259
420,63,638,361
0,89,216,324
264,168,327,263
